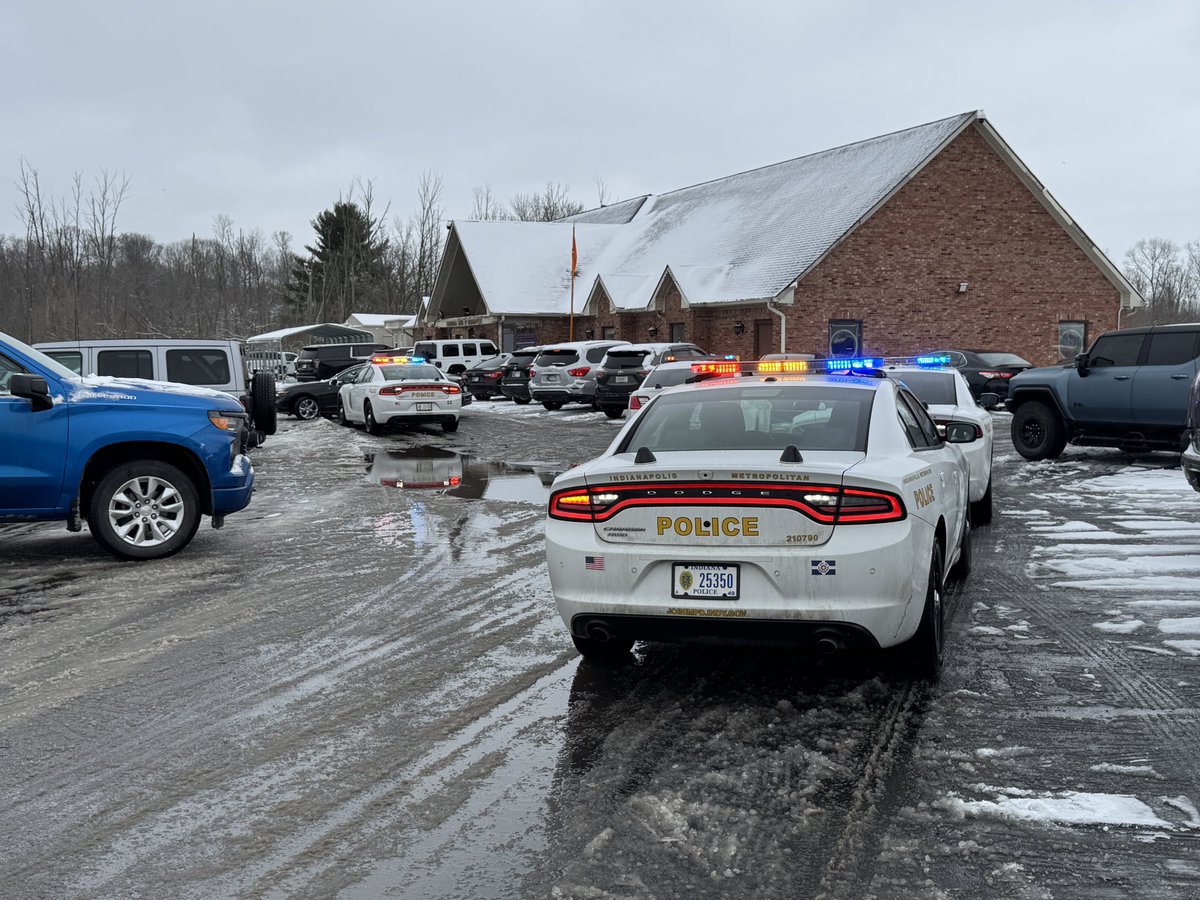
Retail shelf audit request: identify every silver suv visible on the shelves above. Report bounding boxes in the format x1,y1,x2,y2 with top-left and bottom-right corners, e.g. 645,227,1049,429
528,340,629,411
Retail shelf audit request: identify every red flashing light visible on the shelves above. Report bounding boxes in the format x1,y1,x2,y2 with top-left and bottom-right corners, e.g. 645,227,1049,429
691,361,740,376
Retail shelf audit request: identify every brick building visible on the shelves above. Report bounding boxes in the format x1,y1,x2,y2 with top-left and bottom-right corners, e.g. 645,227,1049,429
423,111,1140,365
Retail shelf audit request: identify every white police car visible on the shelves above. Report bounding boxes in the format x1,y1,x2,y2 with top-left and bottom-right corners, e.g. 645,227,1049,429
337,355,463,434
883,358,997,524
545,358,978,676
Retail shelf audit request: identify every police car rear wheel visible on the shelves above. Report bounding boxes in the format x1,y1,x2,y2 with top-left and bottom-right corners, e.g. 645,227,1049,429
336,398,353,427
572,632,635,660
902,543,944,679
971,476,993,525
363,402,381,435
953,512,972,581
442,417,459,433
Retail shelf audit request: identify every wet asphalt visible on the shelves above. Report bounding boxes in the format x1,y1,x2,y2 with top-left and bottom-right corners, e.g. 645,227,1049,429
2,400,1199,899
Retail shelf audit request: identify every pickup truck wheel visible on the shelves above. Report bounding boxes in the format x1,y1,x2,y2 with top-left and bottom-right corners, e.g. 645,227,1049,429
88,461,201,560
250,371,277,436
1012,401,1067,461
293,396,320,420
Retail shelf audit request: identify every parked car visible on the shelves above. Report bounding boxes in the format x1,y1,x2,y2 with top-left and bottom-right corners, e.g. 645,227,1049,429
883,363,997,524
593,343,709,418
1182,368,1200,493
499,346,543,405
337,355,463,434
2,331,255,560
926,349,1032,400
276,363,365,420
294,342,389,381
34,337,277,448
1006,324,1200,460
628,360,720,413
462,353,513,401
545,358,976,675
528,340,630,411
411,339,500,376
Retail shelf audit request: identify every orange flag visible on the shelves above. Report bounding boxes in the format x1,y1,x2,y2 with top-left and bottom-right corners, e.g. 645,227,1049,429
571,225,578,277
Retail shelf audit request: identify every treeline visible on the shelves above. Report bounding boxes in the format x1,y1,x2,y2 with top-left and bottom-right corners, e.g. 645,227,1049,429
2,161,1195,344
0,164,593,344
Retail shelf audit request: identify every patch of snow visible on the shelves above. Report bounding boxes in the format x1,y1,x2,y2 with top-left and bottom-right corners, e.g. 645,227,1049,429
1089,763,1160,778
1042,555,1200,577
1052,577,1200,592
1162,640,1200,657
1158,617,1200,634
938,790,1173,829
1093,620,1144,634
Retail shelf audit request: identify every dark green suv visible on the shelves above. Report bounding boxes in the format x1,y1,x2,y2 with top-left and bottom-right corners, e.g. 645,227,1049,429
1006,324,1200,460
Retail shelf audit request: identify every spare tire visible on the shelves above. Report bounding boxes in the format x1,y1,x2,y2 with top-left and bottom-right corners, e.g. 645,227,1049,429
251,370,278,436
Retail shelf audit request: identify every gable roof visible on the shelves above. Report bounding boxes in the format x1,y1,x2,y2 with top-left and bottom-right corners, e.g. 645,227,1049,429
428,111,1139,320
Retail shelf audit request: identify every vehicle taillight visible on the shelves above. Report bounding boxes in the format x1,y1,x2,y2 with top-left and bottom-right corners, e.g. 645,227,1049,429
526,366,535,376
594,367,607,377
442,384,461,394
568,366,591,377
629,395,644,410
836,488,906,523
548,487,620,521
979,371,1015,379
488,371,503,379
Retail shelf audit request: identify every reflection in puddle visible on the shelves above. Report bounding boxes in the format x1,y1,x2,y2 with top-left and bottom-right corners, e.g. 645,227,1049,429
364,448,556,503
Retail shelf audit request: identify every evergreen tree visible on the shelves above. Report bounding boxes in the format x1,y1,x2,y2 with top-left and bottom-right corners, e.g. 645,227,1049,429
286,201,392,322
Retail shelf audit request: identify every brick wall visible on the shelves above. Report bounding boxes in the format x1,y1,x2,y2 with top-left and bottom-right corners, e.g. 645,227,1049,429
787,125,1120,366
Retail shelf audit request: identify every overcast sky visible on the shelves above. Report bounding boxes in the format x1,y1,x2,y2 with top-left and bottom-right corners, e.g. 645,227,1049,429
3,1,1196,261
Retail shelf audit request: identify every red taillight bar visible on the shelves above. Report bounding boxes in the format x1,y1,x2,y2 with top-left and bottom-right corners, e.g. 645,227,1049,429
567,366,591,377
379,384,462,396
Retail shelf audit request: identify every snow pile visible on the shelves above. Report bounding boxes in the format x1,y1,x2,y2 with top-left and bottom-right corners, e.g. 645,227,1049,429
937,788,1173,829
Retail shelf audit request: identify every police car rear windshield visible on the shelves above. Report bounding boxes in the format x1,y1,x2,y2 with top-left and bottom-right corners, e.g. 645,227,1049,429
890,371,957,405
618,385,873,453
379,364,442,381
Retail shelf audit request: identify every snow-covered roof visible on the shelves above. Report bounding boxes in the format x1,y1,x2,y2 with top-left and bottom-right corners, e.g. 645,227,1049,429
345,313,416,328
246,323,373,343
431,112,978,318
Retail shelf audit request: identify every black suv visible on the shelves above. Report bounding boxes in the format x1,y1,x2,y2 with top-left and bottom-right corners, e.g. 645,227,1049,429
499,346,542,405
1006,323,1200,460
294,342,389,381
594,343,709,418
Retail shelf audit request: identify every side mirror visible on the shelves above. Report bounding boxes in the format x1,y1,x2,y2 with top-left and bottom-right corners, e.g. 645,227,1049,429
10,373,54,412
944,421,979,444
978,392,1000,410
1075,353,1089,376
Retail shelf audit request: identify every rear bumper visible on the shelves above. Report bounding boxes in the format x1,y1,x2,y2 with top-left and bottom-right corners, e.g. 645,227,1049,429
595,387,635,410
382,413,459,428
531,388,589,404
501,381,531,400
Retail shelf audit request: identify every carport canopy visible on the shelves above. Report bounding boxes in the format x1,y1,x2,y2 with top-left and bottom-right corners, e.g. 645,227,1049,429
246,323,374,344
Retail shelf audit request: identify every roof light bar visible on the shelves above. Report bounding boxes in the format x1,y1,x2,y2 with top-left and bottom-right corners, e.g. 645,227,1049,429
824,357,883,371
758,359,809,373
690,361,741,376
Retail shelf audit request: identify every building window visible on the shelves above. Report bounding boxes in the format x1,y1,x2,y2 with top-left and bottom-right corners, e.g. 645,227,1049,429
828,319,863,357
1057,320,1087,362
602,325,616,340
670,322,685,342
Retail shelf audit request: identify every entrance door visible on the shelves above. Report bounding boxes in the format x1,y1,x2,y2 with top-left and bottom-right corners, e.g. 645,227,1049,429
754,320,773,357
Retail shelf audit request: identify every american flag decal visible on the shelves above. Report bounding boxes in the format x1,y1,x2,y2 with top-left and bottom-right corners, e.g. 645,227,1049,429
811,559,836,576
585,555,605,571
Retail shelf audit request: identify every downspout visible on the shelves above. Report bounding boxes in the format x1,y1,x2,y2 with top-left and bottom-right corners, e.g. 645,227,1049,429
767,299,787,353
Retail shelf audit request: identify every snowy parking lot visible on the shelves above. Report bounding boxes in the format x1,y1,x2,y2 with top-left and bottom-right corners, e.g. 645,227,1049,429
2,403,1200,898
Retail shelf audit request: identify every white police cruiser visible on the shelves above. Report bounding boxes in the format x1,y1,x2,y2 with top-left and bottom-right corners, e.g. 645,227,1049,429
337,355,463,434
883,358,997,524
545,357,978,676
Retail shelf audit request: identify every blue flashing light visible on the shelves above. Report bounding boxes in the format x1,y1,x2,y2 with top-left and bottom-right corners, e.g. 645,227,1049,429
824,357,882,371
410,356,427,364
915,354,952,367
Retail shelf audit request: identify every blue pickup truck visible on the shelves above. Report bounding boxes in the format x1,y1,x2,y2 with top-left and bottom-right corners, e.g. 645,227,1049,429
1,331,254,560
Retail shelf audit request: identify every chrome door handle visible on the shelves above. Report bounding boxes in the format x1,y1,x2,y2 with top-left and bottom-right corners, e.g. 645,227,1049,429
1114,375,1131,381
1172,374,1190,380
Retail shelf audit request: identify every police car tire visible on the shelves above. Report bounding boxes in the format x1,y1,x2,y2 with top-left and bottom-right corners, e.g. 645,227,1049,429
572,632,634,660
1012,401,1066,461
902,543,944,679
336,398,353,427
953,512,972,581
543,401,564,411
363,402,381,436
251,370,278,436
88,461,201,561
442,417,459,433
971,477,993,526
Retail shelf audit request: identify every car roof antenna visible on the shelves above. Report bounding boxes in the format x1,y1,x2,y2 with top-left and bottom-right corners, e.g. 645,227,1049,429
634,446,657,464
779,444,804,463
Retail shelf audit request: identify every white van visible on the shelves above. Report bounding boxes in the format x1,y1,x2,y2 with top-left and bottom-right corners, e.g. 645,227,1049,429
412,339,500,375
34,338,277,445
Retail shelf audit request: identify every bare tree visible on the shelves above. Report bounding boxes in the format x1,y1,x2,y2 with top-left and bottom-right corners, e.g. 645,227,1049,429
1124,238,1196,324
470,183,507,220
509,181,585,221
594,176,612,208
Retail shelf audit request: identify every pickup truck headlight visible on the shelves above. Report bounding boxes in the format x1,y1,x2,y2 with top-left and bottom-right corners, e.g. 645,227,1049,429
208,410,244,431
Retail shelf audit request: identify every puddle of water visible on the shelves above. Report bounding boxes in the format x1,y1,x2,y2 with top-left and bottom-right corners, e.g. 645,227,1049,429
364,448,556,503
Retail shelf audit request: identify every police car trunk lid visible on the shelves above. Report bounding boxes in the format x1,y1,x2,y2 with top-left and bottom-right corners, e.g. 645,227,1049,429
584,451,865,546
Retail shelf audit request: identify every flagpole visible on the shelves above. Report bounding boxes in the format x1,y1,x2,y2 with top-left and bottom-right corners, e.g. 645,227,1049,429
569,225,577,341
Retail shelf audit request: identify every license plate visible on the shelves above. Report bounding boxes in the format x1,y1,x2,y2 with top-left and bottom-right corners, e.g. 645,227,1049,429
671,563,739,600
416,402,434,411
545,374,559,382
614,375,632,384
